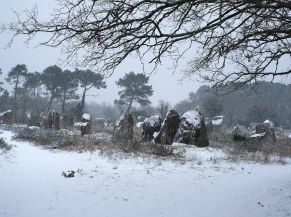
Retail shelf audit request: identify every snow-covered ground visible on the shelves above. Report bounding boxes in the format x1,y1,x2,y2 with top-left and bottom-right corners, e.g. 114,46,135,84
0,129,291,217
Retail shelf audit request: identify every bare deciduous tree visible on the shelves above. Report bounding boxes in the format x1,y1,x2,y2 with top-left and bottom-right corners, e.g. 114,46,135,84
2,0,291,86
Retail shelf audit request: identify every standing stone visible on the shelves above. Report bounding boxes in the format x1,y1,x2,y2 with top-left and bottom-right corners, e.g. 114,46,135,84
40,112,49,129
81,113,92,135
142,115,162,141
27,112,40,127
63,113,74,129
155,110,180,145
115,112,133,140
174,109,209,147
0,110,13,125
254,122,276,143
48,111,60,130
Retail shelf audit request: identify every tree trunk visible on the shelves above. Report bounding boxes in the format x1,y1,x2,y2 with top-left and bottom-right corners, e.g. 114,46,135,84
47,95,54,112
33,88,39,113
62,94,67,114
13,76,19,122
126,95,134,112
81,87,87,112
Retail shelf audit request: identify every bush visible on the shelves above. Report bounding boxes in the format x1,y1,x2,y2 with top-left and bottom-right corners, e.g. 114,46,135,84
0,137,12,154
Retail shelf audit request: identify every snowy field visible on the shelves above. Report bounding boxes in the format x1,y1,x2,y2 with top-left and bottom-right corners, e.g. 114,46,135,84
1,129,291,217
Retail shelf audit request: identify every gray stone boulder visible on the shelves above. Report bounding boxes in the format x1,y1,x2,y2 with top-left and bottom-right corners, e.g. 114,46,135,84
231,124,249,142
174,109,209,147
27,112,40,127
251,122,276,143
39,111,60,130
40,112,49,129
48,111,60,130
115,112,133,140
142,115,162,141
0,110,13,125
155,110,180,145
81,113,91,135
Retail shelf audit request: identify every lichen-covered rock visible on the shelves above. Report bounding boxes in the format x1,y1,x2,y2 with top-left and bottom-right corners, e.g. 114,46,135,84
155,110,180,145
142,115,162,141
81,113,91,135
115,112,133,140
174,109,209,147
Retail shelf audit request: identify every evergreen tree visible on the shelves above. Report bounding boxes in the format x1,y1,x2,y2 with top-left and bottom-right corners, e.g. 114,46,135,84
24,72,42,113
42,65,63,111
75,69,106,113
115,72,153,112
58,70,79,113
6,64,28,120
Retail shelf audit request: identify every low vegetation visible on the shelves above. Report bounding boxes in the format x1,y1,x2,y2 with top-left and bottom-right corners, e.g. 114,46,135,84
13,125,291,164
0,137,12,154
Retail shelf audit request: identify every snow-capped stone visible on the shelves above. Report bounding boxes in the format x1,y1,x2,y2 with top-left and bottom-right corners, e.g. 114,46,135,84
81,113,91,122
211,116,224,126
263,120,274,128
136,122,143,128
174,109,209,147
155,110,180,145
142,115,162,141
115,112,133,140
0,110,13,125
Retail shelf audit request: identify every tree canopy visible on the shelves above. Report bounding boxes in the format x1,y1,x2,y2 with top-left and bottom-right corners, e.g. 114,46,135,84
2,1,290,86
115,72,153,112
76,69,106,112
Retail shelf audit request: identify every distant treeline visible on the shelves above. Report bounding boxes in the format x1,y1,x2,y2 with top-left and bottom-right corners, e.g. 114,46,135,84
175,82,291,128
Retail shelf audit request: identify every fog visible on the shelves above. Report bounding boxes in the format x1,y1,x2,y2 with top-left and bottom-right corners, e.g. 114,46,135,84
0,0,202,106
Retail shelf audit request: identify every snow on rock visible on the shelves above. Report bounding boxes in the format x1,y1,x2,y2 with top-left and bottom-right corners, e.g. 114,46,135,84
143,115,161,128
28,126,40,131
115,112,133,140
136,122,143,128
81,113,91,122
0,110,12,117
74,122,88,127
174,109,209,147
250,133,266,138
211,116,224,126
155,110,180,145
142,115,162,141
263,119,274,128
181,110,202,128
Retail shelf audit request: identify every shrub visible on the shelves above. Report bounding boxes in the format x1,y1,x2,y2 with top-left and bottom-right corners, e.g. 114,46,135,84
0,137,12,154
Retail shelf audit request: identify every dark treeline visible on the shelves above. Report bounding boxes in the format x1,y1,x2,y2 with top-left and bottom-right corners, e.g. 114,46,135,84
174,82,291,128
0,64,107,122
0,64,157,123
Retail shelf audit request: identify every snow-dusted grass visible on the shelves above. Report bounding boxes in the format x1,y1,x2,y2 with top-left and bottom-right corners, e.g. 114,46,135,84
0,129,291,217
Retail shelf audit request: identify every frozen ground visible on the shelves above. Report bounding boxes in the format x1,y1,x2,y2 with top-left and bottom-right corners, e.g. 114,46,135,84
0,129,291,217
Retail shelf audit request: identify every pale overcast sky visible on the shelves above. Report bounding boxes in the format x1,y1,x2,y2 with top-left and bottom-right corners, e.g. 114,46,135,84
0,0,204,106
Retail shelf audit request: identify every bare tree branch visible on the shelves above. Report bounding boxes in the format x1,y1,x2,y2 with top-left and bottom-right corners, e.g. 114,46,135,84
2,0,291,86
